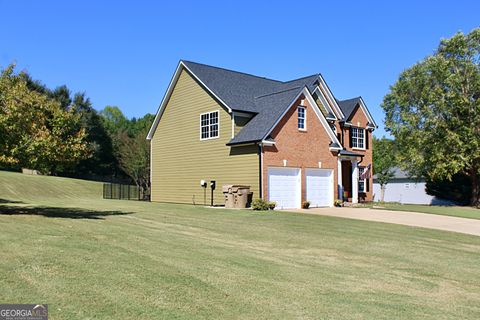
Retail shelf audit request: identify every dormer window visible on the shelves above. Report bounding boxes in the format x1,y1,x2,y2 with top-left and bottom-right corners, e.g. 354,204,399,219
200,111,219,140
298,106,306,130
351,127,365,149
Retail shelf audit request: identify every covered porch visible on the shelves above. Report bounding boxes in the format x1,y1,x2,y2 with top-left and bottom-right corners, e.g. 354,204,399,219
337,150,366,204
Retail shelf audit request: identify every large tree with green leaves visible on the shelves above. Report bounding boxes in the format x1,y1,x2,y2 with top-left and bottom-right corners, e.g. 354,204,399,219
115,129,150,199
100,107,153,198
382,28,480,206
100,106,155,196
372,137,397,202
0,64,90,173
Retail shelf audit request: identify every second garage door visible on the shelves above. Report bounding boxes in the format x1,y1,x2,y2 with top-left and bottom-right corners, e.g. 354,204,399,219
306,168,333,207
268,167,301,209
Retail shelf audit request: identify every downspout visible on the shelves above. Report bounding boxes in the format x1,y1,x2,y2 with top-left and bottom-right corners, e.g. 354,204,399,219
258,144,263,199
231,111,235,138
358,156,364,166
340,122,345,147
149,134,153,202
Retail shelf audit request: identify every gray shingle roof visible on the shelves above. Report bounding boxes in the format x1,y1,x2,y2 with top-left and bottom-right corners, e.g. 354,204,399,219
183,60,319,114
183,60,282,113
227,86,304,145
181,61,354,145
372,167,414,180
336,97,361,121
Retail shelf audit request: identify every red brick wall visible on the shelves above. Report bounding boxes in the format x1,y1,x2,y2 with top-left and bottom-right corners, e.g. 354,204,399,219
342,105,374,201
262,94,339,203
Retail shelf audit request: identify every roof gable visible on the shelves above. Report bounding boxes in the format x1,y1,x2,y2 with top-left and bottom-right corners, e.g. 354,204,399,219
337,96,377,127
147,61,233,140
312,87,337,120
337,97,360,121
228,87,342,149
227,87,304,145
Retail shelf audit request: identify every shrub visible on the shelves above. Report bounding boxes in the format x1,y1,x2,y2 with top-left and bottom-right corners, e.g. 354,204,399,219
334,199,343,207
268,201,276,210
251,198,270,210
302,201,310,209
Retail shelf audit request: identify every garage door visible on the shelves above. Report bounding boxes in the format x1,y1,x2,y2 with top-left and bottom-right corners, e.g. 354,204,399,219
268,167,301,209
306,168,333,207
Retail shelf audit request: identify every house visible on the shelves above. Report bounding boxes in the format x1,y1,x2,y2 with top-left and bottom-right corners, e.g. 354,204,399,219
373,167,437,204
147,61,377,208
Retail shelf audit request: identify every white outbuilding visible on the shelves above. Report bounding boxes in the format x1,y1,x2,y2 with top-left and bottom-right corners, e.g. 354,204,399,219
373,167,436,205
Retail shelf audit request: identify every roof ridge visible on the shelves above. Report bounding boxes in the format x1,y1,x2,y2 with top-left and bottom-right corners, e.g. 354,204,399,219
254,86,303,99
181,60,282,83
281,73,320,84
338,96,361,102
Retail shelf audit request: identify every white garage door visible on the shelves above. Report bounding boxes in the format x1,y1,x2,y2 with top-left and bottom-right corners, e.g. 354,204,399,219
306,168,333,207
268,167,301,209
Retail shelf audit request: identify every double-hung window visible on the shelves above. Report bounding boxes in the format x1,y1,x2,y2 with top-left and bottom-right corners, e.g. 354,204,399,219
200,111,219,140
351,127,365,149
298,106,306,130
358,167,366,192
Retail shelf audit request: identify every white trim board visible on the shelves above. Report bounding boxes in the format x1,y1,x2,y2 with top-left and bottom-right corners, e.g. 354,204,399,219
312,86,338,121
318,74,345,119
358,97,378,128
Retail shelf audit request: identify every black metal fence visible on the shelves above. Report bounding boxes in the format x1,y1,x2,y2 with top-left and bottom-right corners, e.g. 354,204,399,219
103,183,141,200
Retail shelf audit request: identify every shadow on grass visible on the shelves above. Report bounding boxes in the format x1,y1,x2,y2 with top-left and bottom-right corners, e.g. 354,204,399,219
0,198,24,204
0,201,131,219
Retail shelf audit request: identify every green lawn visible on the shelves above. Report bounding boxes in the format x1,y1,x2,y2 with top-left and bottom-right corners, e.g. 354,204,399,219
364,202,480,220
1,171,480,319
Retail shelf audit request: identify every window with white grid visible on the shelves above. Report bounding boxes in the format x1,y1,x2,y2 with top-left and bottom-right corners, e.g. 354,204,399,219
298,106,306,130
351,127,365,149
200,111,219,140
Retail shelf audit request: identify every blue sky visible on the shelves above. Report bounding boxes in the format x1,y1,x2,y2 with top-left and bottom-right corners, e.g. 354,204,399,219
1,1,479,137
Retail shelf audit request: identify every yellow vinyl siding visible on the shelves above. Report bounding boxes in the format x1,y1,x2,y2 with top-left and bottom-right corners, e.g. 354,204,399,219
150,69,259,205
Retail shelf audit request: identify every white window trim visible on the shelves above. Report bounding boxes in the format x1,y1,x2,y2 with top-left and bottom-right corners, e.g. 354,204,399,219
199,110,220,141
358,167,366,193
351,127,366,150
297,106,307,131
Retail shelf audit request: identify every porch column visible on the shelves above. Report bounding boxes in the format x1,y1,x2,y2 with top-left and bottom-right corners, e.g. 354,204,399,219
337,158,343,200
351,160,358,204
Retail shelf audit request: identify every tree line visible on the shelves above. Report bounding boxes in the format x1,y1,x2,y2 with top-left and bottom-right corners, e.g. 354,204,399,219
0,64,153,197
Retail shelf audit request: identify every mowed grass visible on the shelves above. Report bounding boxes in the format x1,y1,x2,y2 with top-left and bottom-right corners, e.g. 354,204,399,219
0,171,480,319
366,202,480,220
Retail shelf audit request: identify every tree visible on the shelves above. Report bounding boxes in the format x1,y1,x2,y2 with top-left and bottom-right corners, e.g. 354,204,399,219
99,108,153,197
67,93,117,176
372,137,397,202
115,129,150,199
51,85,72,109
100,106,129,135
426,173,472,205
382,28,480,206
0,64,90,173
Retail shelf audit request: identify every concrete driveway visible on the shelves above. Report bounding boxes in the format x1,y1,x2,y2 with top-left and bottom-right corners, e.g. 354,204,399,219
289,207,480,236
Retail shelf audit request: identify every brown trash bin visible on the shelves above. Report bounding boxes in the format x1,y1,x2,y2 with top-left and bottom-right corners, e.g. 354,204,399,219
222,185,235,208
233,185,251,208
223,185,251,208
